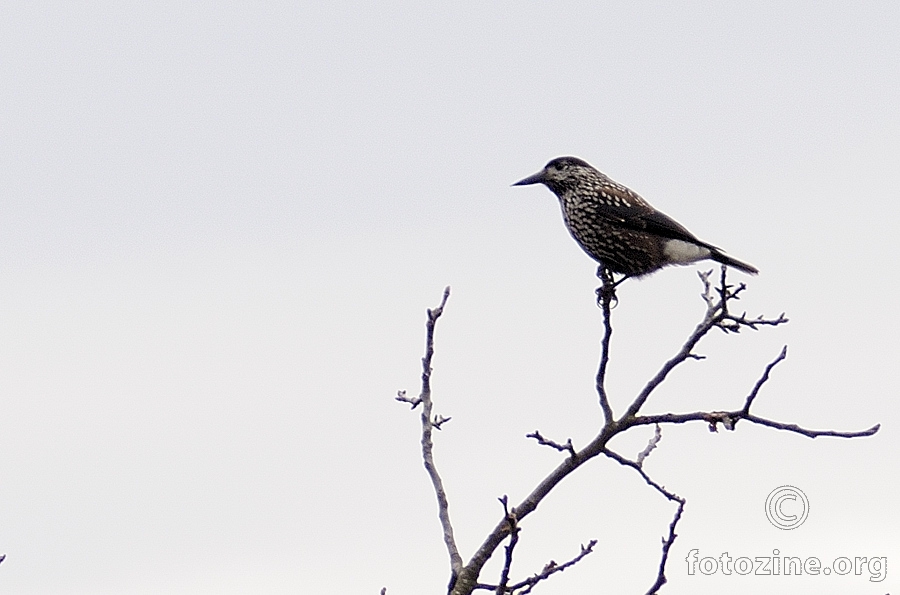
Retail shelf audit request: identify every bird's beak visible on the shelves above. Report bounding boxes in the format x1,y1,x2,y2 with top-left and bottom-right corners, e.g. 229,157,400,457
512,170,546,186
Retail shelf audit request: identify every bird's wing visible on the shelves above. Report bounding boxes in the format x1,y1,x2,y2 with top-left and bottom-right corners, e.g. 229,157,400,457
592,184,720,250
630,209,719,249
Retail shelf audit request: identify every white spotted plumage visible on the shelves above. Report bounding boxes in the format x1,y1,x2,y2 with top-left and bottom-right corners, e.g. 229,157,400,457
513,156,758,277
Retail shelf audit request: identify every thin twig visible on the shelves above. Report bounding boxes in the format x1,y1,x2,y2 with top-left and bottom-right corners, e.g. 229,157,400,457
515,540,598,595
395,389,421,408
595,266,615,424
603,449,685,595
627,345,879,439
526,431,576,458
415,287,463,578
742,345,787,412
630,411,880,438
451,425,615,595
645,499,684,595
603,449,681,502
742,415,880,438
474,540,599,594
636,424,662,468
496,496,519,595
621,267,787,420
433,415,452,430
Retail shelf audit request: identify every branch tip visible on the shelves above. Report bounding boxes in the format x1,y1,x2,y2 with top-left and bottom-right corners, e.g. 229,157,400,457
395,389,422,409
526,431,577,458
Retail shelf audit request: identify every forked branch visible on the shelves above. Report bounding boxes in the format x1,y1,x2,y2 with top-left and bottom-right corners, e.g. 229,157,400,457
396,270,879,595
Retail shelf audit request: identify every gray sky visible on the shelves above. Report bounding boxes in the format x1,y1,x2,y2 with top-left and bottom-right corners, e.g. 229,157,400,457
1,2,898,594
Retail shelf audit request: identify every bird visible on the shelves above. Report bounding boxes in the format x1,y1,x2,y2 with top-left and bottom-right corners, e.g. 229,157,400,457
513,157,758,278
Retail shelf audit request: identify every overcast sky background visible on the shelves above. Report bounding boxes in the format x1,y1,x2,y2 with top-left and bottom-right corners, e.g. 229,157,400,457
1,2,898,594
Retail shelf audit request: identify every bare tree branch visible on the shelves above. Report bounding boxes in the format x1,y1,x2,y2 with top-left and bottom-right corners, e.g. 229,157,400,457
404,287,463,580
451,426,617,595
397,269,879,595
628,345,879,439
622,268,788,421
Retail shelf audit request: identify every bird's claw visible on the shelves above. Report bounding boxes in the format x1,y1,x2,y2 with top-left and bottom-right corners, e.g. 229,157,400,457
595,266,625,308
596,284,619,308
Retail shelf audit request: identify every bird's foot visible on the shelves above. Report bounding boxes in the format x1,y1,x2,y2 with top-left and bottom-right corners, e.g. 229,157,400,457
595,267,628,308
595,284,618,308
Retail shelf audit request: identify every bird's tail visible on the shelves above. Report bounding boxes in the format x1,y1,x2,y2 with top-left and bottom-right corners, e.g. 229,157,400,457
710,250,759,275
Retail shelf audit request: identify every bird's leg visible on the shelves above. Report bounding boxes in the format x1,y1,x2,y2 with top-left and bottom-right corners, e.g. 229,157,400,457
595,266,628,308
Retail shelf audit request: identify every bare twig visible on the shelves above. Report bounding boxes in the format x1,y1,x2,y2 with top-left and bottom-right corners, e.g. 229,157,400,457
603,449,685,594
395,389,421,408
646,499,684,595
603,449,681,502
741,416,880,438
407,287,462,579
474,540,598,594
741,345,787,412
595,267,616,424
433,415,452,430
628,346,880,439
622,267,788,420
496,496,519,595
698,269,716,309
514,540,598,595
526,430,576,458
631,410,880,438
636,424,662,468
451,425,618,595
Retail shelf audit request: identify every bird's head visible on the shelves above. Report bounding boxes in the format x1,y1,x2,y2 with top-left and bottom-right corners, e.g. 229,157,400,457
512,156,596,195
